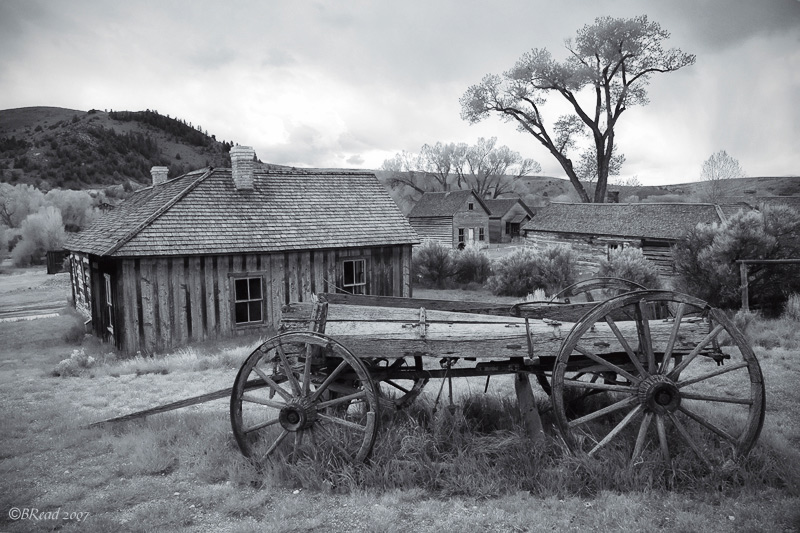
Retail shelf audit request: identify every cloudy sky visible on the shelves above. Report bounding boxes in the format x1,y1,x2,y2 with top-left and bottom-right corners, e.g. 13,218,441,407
1,0,798,185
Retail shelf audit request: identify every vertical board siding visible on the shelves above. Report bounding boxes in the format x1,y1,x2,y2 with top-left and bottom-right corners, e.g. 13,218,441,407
155,259,172,351
203,256,217,338
188,256,204,342
121,259,140,354
174,257,188,346
140,258,157,352
300,252,311,301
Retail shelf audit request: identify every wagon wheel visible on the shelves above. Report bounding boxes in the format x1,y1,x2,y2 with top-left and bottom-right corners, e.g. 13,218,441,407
368,356,429,410
551,290,765,470
551,277,647,303
230,331,379,463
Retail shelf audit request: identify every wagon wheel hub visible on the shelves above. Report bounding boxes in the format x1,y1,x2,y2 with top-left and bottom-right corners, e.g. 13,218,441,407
279,399,318,431
638,374,681,414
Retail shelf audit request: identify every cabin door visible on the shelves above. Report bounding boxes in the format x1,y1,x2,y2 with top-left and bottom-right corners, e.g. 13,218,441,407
467,228,475,243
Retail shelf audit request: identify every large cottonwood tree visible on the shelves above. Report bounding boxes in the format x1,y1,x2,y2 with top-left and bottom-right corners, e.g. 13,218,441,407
460,15,695,202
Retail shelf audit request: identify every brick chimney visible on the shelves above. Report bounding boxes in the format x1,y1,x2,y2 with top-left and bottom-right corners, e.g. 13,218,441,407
229,145,256,191
150,166,168,186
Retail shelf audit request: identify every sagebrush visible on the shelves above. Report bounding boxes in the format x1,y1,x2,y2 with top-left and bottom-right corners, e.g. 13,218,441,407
487,245,576,296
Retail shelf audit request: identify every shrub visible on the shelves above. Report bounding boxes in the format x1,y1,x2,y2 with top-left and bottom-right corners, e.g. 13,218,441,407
52,348,96,377
452,245,491,284
487,245,576,296
784,294,800,322
11,206,65,266
412,240,455,288
673,205,800,310
597,247,661,289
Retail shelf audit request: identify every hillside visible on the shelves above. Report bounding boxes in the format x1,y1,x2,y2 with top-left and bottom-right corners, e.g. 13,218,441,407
0,107,235,190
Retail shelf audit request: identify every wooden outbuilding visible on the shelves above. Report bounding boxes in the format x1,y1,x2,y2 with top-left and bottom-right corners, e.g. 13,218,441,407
482,198,535,243
522,202,731,278
64,147,420,355
406,190,490,248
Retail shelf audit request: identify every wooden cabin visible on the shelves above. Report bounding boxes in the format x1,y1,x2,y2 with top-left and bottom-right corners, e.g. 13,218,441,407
522,202,729,279
406,190,490,248
64,147,420,355
483,198,535,243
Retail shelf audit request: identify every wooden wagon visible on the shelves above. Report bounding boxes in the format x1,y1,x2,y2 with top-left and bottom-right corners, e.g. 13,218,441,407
229,279,766,470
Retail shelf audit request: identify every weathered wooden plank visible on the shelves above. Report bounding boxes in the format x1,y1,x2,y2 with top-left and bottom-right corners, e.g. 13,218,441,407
204,256,217,338
312,250,324,296
156,258,172,350
319,293,514,316
174,257,188,346
392,245,401,297
121,259,140,354
188,256,204,341
326,249,337,293
403,245,412,297
140,258,157,352
271,253,285,321
217,256,231,334
300,251,311,302
286,252,299,304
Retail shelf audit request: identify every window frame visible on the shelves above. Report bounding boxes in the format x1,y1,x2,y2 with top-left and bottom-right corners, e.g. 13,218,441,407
230,273,266,328
478,227,485,242
340,258,368,295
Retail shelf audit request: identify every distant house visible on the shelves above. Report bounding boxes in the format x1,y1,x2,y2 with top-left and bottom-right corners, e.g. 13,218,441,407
407,190,490,248
522,202,733,278
64,147,419,354
483,198,535,243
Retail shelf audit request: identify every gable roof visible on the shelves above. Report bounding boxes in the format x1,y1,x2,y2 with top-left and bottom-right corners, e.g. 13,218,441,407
66,167,419,257
522,202,725,241
407,190,489,218
482,198,534,218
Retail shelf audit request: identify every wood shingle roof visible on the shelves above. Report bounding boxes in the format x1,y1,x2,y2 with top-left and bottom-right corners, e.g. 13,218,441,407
482,198,534,218
407,190,489,217
66,167,420,257
522,202,726,241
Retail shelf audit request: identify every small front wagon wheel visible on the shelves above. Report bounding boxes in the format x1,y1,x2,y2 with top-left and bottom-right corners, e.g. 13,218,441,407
230,331,379,463
552,290,765,471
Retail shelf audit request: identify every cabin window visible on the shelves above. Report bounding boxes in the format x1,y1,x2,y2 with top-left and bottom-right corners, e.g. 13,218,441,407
233,276,264,325
468,202,474,210
103,273,114,336
458,228,465,244
479,227,485,241
342,259,367,295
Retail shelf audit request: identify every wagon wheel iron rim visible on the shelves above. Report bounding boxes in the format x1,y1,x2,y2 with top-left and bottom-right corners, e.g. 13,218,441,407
550,277,648,304
369,356,429,410
551,290,765,471
230,331,379,464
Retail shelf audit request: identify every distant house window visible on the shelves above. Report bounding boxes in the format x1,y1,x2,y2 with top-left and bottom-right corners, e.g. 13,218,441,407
468,202,474,210
234,276,264,325
458,228,465,245
104,273,114,336
342,259,367,295
505,221,511,235
479,227,485,241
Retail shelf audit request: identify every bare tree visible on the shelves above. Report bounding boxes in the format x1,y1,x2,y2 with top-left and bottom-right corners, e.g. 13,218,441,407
699,150,745,203
463,137,541,198
460,15,694,202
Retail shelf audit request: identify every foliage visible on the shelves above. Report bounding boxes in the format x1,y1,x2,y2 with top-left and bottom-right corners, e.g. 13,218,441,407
673,205,800,310
452,245,492,284
487,245,576,296
460,15,694,203
52,348,96,377
597,247,661,289
383,137,540,201
11,206,65,266
412,240,456,288
44,188,96,231
0,182,45,228
699,150,745,203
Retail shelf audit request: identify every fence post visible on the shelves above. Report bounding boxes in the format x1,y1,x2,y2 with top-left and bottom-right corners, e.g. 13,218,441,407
739,262,749,312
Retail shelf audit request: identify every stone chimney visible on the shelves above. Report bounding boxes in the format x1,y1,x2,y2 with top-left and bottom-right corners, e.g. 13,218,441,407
229,145,256,191
150,166,168,186
607,191,620,203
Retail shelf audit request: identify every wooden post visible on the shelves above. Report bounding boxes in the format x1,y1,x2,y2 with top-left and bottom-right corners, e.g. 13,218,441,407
740,262,749,312
514,372,544,443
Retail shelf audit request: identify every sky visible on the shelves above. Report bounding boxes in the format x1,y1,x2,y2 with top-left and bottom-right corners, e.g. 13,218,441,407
0,0,798,186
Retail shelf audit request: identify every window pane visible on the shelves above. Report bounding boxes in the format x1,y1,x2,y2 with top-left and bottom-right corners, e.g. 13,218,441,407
235,302,249,323
249,301,262,322
235,279,249,301
249,278,262,299
354,260,364,283
344,261,354,285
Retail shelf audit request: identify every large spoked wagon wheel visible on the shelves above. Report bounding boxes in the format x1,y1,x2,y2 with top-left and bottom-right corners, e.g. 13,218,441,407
368,356,429,410
551,290,765,470
230,331,379,463
551,277,647,303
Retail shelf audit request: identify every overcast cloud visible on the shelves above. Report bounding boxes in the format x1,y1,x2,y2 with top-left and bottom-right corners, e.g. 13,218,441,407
0,0,798,185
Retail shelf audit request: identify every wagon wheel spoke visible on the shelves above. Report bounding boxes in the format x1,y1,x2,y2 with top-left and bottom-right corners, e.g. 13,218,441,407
668,324,725,380
303,345,314,396
384,380,411,393
263,429,290,459
309,360,350,402
679,392,753,405
252,365,292,402
634,301,656,374
631,412,653,465
659,303,686,374
292,430,304,463
317,413,369,433
604,315,647,377
588,404,643,456
574,345,640,384
316,390,367,410
677,406,738,445
241,393,284,409
568,396,638,428
655,415,670,467
243,417,280,434
276,343,302,395
562,378,636,394
677,362,749,388
373,356,428,410
666,411,712,470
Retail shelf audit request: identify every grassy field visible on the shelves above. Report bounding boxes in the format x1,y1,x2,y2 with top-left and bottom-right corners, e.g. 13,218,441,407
1,267,799,532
